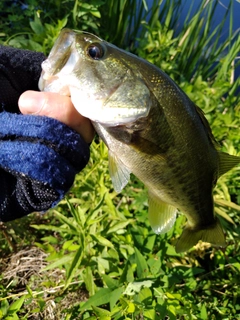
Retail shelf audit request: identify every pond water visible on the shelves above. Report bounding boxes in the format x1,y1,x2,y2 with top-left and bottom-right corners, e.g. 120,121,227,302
146,0,240,84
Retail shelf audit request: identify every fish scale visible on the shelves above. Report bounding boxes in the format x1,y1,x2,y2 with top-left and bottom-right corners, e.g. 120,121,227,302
39,28,240,252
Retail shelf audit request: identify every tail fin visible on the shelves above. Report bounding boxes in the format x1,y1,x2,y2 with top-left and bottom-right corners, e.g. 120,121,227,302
175,219,226,253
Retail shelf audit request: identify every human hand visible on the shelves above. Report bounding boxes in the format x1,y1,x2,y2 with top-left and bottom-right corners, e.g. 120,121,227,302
0,46,92,221
19,91,95,143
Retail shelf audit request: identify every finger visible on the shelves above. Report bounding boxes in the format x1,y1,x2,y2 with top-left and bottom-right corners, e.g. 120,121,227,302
19,91,95,143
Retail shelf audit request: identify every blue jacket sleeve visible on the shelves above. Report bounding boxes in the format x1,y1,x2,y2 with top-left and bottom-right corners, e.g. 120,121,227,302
0,46,90,221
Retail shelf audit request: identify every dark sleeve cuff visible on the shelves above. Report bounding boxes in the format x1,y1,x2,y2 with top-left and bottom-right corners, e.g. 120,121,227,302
0,112,90,221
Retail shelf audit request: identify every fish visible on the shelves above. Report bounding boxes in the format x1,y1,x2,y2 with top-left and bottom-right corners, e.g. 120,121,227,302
39,28,240,252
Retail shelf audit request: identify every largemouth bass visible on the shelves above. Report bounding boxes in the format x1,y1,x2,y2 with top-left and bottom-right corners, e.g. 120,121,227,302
39,29,240,252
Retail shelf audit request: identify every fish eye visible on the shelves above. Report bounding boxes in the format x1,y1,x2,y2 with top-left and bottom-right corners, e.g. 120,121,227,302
87,43,105,60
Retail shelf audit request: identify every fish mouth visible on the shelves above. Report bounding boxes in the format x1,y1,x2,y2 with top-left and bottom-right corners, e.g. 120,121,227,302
39,29,79,90
39,36,81,94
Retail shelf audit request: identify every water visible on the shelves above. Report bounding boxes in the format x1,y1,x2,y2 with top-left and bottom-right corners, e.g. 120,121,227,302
145,0,240,87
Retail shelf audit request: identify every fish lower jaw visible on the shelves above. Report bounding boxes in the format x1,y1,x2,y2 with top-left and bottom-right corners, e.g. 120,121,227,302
70,89,148,126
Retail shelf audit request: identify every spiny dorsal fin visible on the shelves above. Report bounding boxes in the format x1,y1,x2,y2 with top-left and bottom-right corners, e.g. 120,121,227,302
218,151,240,177
195,104,218,147
108,150,131,193
148,191,177,234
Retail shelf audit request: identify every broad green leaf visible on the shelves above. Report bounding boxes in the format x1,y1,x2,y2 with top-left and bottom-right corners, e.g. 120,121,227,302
144,309,156,320
148,257,161,275
102,274,119,290
8,295,26,312
1,300,9,317
92,305,111,318
119,261,130,284
138,287,152,303
107,220,134,234
80,288,112,311
5,314,19,320
83,267,95,296
134,247,149,278
144,234,156,251
96,257,110,274
63,240,75,250
41,236,58,244
26,285,33,297
200,304,208,319
31,224,68,232
53,210,79,233
109,287,124,311
43,254,74,271
126,301,135,313
65,245,84,289
91,234,114,248
29,14,44,34
90,11,101,18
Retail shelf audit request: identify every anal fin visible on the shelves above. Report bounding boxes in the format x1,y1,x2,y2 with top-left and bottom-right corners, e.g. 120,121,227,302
148,191,177,234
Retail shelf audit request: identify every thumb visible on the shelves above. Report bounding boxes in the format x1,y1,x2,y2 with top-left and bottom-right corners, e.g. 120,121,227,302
19,91,68,118
18,91,95,143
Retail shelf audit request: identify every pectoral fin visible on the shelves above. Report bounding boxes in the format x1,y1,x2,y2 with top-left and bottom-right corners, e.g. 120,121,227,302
148,191,177,234
108,150,131,193
175,218,226,253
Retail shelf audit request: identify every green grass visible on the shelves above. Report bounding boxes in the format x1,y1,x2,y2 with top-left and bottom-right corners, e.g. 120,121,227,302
0,0,240,319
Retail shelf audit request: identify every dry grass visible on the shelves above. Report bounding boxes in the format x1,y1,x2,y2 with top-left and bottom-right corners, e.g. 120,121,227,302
0,246,88,319
2,246,48,287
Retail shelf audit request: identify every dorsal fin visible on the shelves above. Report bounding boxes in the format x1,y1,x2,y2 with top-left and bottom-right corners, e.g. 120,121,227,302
195,104,218,147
